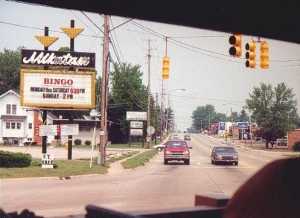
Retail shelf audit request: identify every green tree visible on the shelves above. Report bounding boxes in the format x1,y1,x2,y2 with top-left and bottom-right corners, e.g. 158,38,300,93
58,46,70,52
246,82,298,148
0,48,21,93
238,109,249,122
192,104,226,130
109,63,149,143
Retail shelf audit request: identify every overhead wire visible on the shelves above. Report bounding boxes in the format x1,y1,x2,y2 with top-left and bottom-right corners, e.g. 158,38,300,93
0,20,101,39
110,17,124,61
131,21,300,64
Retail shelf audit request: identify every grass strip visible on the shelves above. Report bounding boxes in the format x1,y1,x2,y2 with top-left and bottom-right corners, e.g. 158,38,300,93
107,151,139,163
121,149,158,169
0,159,107,179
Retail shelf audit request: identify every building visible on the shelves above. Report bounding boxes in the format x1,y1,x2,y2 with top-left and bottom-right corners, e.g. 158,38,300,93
287,129,300,150
0,90,35,145
0,90,57,145
0,90,100,146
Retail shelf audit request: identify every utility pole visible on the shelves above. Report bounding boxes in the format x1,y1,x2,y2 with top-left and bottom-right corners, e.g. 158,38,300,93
99,15,110,165
146,39,151,148
155,92,159,144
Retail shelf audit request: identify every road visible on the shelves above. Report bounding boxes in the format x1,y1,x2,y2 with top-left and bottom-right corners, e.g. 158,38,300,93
1,134,286,217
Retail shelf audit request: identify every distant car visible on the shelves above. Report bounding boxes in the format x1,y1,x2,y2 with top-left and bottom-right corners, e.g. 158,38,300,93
164,140,190,165
184,134,191,141
211,146,238,165
153,144,165,151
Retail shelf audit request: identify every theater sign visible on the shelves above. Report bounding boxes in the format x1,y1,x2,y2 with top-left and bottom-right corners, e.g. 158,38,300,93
20,69,96,109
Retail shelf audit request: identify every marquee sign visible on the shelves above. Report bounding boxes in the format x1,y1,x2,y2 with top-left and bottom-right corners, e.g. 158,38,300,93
21,49,95,68
20,69,96,109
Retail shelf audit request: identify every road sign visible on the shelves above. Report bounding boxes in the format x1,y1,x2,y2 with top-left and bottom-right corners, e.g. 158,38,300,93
39,125,58,136
147,126,155,135
130,121,143,128
130,129,143,136
60,124,79,136
126,111,147,121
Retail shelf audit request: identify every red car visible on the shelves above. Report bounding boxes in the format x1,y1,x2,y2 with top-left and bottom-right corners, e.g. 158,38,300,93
164,140,190,165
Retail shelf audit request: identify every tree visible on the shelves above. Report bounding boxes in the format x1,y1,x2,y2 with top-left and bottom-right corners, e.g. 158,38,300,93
246,82,298,148
58,46,70,52
238,109,249,122
191,104,226,130
0,48,21,94
109,63,149,143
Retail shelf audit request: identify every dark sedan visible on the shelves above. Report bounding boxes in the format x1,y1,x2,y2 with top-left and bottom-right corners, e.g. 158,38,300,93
211,146,238,165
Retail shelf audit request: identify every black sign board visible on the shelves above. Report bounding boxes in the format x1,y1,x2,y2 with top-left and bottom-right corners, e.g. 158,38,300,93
21,49,95,68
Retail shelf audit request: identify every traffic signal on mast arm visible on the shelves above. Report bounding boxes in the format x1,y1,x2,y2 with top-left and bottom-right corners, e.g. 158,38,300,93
162,56,170,80
245,41,256,68
260,41,269,69
229,34,242,57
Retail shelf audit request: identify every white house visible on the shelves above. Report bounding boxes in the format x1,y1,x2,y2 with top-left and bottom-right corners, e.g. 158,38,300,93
0,90,35,145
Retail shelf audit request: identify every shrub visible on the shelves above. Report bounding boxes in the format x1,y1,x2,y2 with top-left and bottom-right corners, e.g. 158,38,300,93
0,151,32,167
74,139,82,146
85,140,91,146
293,141,300,151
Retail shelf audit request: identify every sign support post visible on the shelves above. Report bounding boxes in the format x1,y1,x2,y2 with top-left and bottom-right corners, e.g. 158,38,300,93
42,26,49,155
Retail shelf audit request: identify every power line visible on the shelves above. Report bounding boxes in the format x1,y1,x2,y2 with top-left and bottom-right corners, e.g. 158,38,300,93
80,11,104,34
70,10,98,35
0,20,101,39
110,17,124,62
131,21,300,64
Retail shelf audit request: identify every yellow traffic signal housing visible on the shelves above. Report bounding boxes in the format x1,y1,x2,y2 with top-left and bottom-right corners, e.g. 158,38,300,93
260,41,269,69
245,41,256,68
229,34,242,57
162,56,170,80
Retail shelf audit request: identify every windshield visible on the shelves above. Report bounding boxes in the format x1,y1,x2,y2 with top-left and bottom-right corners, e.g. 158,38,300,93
1,1,300,217
215,147,236,153
166,141,187,147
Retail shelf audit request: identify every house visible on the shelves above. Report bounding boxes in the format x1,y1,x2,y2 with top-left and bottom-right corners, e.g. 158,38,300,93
0,90,35,145
0,90,55,145
0,89,100,146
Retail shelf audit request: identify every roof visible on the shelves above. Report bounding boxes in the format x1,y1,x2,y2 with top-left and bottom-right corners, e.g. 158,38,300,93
15,1,300,44
0,90,20,99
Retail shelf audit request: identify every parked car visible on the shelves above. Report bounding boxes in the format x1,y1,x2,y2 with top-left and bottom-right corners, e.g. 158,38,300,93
184,134,191,141
153,143,165,151
211,146,238,165
164,140,190,165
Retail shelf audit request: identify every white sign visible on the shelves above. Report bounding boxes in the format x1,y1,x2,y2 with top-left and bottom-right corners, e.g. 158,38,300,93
126,111,147,121
42,153,54,168
20,69,96,109
147,126,155,135
60,124,79,136
130,129,143,136
130,121,143,128
39,125,58,136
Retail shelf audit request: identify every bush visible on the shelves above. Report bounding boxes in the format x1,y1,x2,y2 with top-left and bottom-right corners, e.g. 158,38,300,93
0,151,32,167
85,140,91,146
74,139,82,146
293,141,300,151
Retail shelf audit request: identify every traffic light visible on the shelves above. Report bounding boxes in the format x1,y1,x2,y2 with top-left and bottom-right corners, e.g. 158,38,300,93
162,56,170,80
229,34,242,57
245,41,256,68
260,41,269,69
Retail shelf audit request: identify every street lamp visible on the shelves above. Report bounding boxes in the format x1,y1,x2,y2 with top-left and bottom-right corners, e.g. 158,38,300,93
163,88,186,135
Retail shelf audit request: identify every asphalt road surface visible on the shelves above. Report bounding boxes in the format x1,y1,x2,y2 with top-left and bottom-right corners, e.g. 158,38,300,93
1,134,286,217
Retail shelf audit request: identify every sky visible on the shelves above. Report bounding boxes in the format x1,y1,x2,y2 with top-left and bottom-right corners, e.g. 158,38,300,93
1,0,300,130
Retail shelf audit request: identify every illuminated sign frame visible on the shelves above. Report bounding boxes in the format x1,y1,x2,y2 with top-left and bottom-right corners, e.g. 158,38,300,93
20,69,96,109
